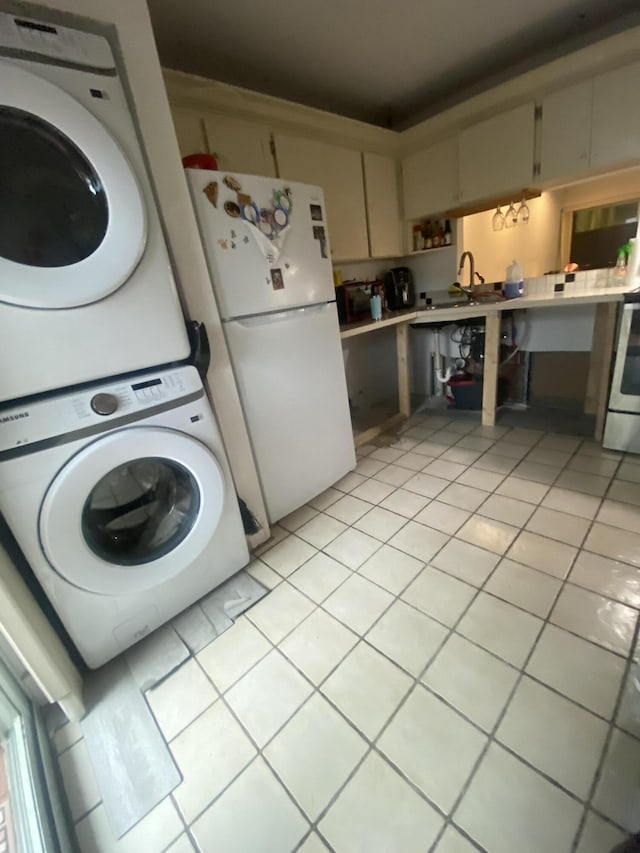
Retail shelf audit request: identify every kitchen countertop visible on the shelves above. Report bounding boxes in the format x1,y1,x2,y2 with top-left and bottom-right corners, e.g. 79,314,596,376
339,283,631,338
339,308,418,339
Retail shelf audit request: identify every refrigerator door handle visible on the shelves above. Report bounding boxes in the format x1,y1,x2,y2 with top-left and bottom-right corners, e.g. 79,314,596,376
233,303,333,327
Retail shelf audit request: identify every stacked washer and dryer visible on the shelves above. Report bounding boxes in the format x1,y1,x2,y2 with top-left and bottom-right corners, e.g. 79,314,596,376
0,14,249,667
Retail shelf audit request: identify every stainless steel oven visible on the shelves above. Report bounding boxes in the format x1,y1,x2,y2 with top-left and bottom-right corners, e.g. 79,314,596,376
603,295,640,451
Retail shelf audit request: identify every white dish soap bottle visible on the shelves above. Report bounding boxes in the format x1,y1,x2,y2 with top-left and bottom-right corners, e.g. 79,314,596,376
504,259,524,299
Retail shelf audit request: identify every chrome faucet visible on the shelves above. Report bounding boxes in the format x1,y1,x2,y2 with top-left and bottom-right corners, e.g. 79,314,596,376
458,251,475,288
454,251,485,302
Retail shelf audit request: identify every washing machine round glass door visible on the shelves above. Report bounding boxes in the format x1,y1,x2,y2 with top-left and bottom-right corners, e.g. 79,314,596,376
0,60,146,309
39,427,226,595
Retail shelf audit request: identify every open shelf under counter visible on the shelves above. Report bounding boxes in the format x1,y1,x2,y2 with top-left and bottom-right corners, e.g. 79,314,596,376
341,311,414,444
353,412,406,448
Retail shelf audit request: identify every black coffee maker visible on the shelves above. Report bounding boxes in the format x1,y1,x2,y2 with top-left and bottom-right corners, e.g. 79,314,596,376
384,267,415,310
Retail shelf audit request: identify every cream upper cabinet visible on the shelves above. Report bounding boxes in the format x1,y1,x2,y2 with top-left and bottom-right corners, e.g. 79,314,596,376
273,134,325,186
363,152,402,258
402,137,458,220
274,133,369,261
203,114,276,177
459,103,535,203
591,61,640,170
170,106,206,158
538,81,593,183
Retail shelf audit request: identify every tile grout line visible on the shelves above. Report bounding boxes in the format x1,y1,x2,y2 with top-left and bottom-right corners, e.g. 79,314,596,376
425,495,591,852
306,508,525,847
389,418,632,852
569,615,640,851
327,423,631,844
566,454,638,853
63,415,634,851
183,547,634,845
165,791,198,852
177,498,473,842
245,541,634,740
168,422,632,848
494,440,631,852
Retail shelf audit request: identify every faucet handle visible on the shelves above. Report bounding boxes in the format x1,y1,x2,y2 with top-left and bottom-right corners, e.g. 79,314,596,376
475,272,485,285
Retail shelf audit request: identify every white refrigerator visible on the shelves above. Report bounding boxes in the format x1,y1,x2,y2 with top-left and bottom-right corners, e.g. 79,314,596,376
186,169,356,523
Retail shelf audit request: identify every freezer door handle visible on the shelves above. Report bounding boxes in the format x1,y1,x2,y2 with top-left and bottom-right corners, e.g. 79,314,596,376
233,302,333,327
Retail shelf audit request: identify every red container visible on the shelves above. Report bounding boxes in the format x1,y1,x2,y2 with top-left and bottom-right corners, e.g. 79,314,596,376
182,153,218,170
447,375,483,410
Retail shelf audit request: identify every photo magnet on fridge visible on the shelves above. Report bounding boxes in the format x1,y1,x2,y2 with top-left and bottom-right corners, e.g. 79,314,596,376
270,268,284,290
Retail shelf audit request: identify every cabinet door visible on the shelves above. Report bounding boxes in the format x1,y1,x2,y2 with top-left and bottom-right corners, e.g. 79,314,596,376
273,134,325,186
459,103,535,203
324,145,369,261
539,82,592,183
203,114,276,177
591,61,640,170
170,106,206,158
402,138,458,220
275,134,369,261
363,152,402,258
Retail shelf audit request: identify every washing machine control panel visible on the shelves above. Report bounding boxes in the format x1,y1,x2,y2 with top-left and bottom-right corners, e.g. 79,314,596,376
0,366,201,453
90,393,118,416
131,374,186,404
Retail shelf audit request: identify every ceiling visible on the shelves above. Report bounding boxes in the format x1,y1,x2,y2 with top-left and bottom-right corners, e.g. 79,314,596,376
147,0,640,129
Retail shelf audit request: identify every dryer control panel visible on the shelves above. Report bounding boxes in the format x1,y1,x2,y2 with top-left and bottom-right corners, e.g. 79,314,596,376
0,13,114,69
0,366,203,454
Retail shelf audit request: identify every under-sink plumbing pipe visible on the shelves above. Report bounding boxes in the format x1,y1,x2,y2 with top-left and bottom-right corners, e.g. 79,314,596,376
434,329,453,387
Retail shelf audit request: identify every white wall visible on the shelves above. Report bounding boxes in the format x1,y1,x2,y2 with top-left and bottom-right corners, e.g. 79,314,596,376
333,259,396,285
405,245,459,299
461,192,563,283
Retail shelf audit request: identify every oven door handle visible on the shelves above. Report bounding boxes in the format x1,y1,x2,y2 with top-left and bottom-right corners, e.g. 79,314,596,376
608,302,639,413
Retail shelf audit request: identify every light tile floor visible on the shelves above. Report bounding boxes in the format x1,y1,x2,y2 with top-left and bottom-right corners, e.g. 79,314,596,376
55,412,640,852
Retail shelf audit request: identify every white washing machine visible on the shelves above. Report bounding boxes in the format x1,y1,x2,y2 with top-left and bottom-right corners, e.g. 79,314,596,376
0,12,190,403
0,365,249,668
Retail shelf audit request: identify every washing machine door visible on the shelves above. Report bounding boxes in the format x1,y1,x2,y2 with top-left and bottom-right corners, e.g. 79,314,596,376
39,427,226,595
0,60,146,309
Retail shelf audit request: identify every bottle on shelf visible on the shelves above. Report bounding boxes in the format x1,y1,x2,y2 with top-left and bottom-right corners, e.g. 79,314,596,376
615,249,627,277
413,225,423,252
423,220,433,250
444,220,452,246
